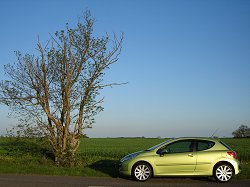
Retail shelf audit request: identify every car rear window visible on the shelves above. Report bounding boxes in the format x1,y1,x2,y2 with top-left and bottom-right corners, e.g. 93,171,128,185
220,141,233,150
197,140,215,151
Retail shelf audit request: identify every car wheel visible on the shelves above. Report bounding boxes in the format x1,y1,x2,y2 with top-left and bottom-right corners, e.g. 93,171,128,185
132,162,152,181
213,163,234,182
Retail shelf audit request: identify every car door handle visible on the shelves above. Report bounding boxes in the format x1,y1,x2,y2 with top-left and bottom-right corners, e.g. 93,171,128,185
188,153,194,157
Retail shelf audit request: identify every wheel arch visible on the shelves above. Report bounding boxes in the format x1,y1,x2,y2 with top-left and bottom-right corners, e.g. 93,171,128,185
132,160,154,177
213,161,235,175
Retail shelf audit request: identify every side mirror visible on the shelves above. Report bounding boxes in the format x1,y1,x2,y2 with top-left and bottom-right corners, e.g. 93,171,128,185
157,149,168,156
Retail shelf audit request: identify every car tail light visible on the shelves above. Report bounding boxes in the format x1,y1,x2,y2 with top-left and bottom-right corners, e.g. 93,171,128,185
227,151,237,159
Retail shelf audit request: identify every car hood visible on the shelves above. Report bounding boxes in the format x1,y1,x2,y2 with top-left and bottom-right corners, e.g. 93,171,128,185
120,150,154,162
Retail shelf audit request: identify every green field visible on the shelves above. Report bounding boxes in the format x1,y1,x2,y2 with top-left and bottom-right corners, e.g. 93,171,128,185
0,137,249,179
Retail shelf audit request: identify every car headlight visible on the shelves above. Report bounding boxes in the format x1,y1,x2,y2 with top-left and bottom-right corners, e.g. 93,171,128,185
120,151,141,162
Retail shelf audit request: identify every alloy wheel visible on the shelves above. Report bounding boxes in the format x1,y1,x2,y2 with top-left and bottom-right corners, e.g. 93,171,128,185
133,163,152,181
215,164,233,182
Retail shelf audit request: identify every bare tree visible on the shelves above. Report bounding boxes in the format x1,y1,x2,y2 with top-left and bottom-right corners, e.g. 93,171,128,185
0,11,124,166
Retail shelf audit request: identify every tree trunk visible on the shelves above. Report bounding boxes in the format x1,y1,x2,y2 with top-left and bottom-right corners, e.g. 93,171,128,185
53,135,80,167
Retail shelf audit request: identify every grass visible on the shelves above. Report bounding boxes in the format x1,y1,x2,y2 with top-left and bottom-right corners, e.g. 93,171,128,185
221,138,250,179
0,137,249,179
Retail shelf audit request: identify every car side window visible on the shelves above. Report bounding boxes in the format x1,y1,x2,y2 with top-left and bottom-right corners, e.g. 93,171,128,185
157,140,195,154
197,140,215,151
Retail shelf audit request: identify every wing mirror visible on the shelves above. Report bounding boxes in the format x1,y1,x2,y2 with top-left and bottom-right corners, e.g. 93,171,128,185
157,149,168,156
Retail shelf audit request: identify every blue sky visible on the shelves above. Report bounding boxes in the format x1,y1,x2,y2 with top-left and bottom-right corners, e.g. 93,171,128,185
0,0,249,137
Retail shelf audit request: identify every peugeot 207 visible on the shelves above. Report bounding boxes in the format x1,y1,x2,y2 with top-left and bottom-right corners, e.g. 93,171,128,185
119,137,240,182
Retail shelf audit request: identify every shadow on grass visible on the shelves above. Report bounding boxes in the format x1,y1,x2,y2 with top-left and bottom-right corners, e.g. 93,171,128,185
0,138,54,160
88,160,120,177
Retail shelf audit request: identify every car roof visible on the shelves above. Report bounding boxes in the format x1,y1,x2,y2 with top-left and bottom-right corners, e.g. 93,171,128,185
172,137,219,141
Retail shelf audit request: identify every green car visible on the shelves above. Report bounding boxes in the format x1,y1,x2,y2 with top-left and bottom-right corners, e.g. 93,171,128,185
119,137,240,182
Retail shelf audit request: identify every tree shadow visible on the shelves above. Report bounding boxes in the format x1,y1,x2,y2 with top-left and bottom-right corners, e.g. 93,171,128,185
85,159,220,182
88,160,120,177
0,138,54,160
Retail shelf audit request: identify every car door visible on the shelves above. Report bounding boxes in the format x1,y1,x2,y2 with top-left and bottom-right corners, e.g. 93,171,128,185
195,140,217,175
153,140,197,175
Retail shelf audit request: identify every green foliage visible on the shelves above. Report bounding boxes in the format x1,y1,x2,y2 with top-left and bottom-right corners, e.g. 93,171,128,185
0,137,249,179
0,137,53,160
78,138,163,158
232,125,250,138
219,138,250,179
6,122,44,138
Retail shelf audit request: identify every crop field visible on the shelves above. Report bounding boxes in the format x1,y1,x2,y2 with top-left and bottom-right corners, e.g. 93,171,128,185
0,137,249,179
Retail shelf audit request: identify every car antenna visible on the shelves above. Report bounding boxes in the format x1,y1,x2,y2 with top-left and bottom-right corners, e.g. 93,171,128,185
210,128,219,138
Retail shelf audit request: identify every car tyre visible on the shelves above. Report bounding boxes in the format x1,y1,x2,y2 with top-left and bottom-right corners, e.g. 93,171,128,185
213,163,234,183
132,162,152,181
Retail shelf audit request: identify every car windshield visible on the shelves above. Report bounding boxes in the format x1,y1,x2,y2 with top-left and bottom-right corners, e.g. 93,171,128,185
147,139,174,151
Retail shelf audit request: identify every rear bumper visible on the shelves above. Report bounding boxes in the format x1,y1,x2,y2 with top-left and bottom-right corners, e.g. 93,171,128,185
235,162,241,175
